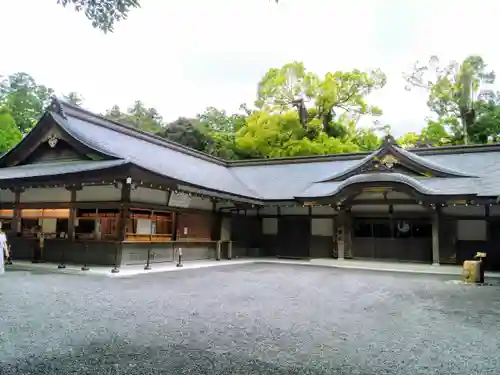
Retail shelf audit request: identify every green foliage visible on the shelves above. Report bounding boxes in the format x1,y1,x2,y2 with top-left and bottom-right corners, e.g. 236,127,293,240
404,55,497,144
0,108,23,153
63,92,84,106
469,102,500,143
235,110,359,158
104,101,163,133
255,61,386,125
158,117,209,152
57,0,140,33
0,72,54,133
4,54,500,161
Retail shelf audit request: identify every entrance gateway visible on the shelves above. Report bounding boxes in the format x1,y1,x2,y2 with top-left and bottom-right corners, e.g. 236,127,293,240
1,98,500,270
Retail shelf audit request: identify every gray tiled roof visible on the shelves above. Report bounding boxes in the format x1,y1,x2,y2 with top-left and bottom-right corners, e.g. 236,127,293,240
231,151,500,199
17,100,500,201
0,159,128,180
393,145,473,177
296,174,479,199
55,104,261,199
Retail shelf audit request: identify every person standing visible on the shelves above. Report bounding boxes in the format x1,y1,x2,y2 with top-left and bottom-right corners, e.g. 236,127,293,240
0,222,11,266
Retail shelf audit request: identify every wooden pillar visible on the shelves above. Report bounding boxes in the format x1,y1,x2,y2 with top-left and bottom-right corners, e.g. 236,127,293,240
210,201,222,260
119,180,132,241
485,204,491,241
11,188,23,235
66,186,80,241
432,209,440,266
210,201,221,241
336,209,346,260
332,213,338,258
343,208,353,259
171,211,178,241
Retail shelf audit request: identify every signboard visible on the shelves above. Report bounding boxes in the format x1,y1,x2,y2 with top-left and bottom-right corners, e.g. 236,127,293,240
168,192,191,208
136,219,152,235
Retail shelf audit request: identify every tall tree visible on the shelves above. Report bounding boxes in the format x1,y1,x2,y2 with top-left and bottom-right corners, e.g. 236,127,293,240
104,101,164,133
255,61,385,131
0,72,54,133
235,110,359,158
158,117,209,152
0,108,23,153
63,92,84,106
57,0,141,33
197,107,248,159
403,55,495,144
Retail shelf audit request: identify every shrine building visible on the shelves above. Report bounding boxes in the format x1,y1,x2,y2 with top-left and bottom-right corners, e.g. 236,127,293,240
1,98,499,270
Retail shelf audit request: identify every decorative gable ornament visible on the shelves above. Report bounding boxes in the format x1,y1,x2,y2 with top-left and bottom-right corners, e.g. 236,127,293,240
381,155,397,169
47,134,59,148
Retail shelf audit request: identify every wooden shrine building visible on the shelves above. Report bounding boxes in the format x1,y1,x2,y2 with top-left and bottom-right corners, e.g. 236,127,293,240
1,98,500,270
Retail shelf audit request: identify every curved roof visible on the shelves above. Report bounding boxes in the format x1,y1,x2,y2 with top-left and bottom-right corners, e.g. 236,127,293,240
317,136,475,182
0,159,130,181
54,102,261,200
295,173,479,199
2,98,500,202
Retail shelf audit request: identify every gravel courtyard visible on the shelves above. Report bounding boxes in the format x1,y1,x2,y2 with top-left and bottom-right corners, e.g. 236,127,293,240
1,263,499,375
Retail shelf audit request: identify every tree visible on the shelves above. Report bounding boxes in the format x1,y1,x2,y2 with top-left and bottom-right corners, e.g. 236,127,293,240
468,102,500,143
197,107,248,159
57,0,141,33
158,117,209,152
63,92,84,106
104,101,164,133
403,55,495,144
0,108,23,153
0,72,54,133
235,110,359,158
256,61,385,131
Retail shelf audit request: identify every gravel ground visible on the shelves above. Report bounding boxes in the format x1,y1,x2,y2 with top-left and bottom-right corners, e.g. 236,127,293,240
1,263,500,375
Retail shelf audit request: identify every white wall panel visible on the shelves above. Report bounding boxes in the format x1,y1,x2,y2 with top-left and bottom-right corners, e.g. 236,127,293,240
351,205,389,213
260,206,278,216
0,189,14,204
393,204,427,213
186,195,213,210
131,187,169,205
311,218,333,236
279,206,309,215
442,206,485,216
311,206,336,215
21,187,71,203
77,185,121,202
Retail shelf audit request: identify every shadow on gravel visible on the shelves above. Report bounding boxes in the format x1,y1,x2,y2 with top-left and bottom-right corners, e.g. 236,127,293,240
1,341,331,375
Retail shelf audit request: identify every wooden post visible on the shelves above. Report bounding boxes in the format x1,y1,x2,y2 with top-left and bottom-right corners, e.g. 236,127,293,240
171,211,179,262
432,207,440,266
119,181,132,242
336,210,345,260
66,187,80,241
112,179,131,273
11,188,23,235
211,200,221,260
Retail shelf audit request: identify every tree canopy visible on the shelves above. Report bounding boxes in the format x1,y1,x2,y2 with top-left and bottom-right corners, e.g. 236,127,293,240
403,55,497,145
2,56,500,161
57,0,140,33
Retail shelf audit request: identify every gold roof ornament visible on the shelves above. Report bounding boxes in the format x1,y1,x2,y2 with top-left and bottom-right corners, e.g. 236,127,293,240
47,134,59,148
380,155,398,169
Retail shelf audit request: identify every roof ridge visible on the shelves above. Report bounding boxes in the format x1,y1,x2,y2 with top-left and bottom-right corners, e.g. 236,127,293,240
229,142,500,167
57,100,229,166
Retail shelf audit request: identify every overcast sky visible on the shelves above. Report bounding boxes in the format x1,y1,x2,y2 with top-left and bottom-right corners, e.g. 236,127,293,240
0,0,499,134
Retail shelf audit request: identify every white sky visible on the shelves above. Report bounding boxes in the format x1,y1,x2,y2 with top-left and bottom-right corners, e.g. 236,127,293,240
0,0,499,135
